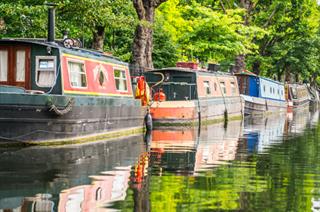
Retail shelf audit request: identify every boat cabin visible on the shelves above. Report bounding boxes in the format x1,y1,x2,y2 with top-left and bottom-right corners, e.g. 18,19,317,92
0,5,133,98
0,39,133,97
236,71,285,101
144,67,239,101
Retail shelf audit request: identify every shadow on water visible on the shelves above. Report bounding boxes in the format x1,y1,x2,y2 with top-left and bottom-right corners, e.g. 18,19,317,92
0,108,320,211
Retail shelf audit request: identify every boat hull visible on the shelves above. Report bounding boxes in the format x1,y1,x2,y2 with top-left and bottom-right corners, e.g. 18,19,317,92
242,95,287,115
0,93,146,144
150,96,243,126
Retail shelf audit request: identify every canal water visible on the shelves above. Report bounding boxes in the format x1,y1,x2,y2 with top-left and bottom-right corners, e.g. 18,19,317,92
0,108,319,211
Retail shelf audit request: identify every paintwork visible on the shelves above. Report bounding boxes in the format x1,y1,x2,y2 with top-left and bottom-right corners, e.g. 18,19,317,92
61,53,132,96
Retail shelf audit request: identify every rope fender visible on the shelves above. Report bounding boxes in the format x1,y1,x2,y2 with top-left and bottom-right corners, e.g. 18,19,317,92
48,98,75,116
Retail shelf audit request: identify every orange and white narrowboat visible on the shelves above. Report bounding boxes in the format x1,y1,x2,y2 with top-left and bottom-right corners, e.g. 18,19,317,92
144,64,243,126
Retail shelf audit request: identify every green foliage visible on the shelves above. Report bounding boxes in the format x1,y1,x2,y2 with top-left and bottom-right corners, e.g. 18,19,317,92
152,16,179,68
245,0,320,80
1,0,320,81
0,3,47,38
156,0,266,66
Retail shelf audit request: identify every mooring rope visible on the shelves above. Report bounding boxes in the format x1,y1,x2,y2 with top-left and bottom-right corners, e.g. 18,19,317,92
49,98,75,116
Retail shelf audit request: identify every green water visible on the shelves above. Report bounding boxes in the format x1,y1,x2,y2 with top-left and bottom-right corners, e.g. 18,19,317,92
112,110,320,211
0,109,319,211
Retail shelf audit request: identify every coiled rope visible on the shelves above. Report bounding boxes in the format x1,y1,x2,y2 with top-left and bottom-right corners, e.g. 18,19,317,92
48,98,75,116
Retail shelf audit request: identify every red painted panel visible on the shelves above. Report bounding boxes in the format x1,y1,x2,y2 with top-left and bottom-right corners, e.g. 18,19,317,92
150,107,197,120
61,55,133,95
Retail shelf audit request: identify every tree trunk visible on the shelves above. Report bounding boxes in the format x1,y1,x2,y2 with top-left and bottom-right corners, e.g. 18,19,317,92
234,54,246,73
234,0,254,73
92,26,105,51
132,0,167,72
145,6,155,69
252,60,261,75
133,25,148,70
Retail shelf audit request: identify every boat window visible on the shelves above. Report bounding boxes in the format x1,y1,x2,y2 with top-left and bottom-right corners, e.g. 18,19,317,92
0,50,8,81
263,85,266,92
220,82,226,95
16,50,26,82
230,82,236,95
203,81,211,95
114,69,127,91
68,60,87,88
36,56,56,87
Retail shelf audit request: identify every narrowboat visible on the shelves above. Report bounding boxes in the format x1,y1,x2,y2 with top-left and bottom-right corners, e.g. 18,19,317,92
143,63,243,126
285,83,311,111
0,7,145,144
236,70,287,115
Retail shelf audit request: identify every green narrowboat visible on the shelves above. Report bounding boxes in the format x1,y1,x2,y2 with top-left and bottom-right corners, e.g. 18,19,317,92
0,6,145,145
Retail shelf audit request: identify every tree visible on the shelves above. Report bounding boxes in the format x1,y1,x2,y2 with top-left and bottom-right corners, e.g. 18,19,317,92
132,0,167,71
156,0,263,67
246,0,320,80
60,0,135,51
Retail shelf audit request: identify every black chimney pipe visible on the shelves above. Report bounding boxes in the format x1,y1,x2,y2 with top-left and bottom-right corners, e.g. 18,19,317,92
47,3,56,42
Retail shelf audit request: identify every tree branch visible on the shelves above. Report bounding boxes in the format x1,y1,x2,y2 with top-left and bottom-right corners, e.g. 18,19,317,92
154,0,168,8
219,0,227,14
133,0,146,20
263,5,278,28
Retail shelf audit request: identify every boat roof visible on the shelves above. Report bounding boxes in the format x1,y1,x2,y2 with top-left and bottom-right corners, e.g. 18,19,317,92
236,69,284,85
0,38,127,66
235,69,257,76
147,67,234,76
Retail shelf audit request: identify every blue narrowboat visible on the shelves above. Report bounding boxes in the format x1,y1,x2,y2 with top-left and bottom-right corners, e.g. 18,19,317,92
236,70,287,115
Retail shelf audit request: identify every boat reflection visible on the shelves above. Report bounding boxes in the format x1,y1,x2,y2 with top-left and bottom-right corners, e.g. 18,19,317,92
115,109,320,211
58,167,131,212
148,120,243,174
286,107,319,134
243,113,287,153
195,120,243,171
150,127,199,174
0,135,145,212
